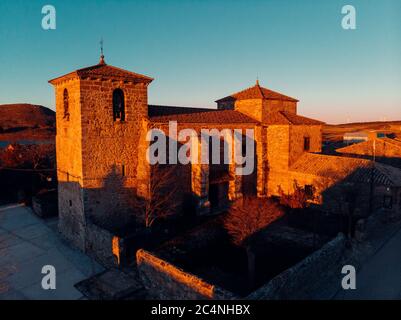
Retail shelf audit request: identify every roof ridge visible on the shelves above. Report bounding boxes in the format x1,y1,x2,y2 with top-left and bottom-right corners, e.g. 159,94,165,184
148,104,214,110
215,83,298,103
266,111,324,126
226,84,261,99
149,109,260,124
76,63,104,72
278,111,293,124
297,152,371,165
255,83,266,99
337,138,401,154
76,63,153,80
151,109,251,117
290,153,401,187
104,64,154,80
260,87,298,101
49,62,153,84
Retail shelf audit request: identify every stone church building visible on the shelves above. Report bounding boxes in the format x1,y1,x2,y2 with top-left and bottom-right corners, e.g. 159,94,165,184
49,57,401,262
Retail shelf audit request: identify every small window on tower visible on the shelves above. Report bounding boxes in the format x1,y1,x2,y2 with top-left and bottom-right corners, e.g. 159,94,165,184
113,89,125,122
121,164,126,177
304,137,310,151
63,89,70,121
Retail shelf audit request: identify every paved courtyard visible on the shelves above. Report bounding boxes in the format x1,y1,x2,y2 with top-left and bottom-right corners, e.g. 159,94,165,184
0,204,103,300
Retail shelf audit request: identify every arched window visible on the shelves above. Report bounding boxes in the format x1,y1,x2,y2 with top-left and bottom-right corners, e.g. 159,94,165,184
113,89,125,122
63,88,70,121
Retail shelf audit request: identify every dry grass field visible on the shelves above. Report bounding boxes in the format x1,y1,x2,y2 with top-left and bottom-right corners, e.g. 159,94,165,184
323,121,401,143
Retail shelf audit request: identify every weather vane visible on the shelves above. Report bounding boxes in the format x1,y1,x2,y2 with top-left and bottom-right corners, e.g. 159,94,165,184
99,37,105,64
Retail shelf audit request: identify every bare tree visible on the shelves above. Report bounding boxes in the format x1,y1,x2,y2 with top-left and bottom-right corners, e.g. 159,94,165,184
326,182,360,240
133,164,179,228
223,197,284,289
26,144,55,170
0,144,54,170
278,180,319,247
278,180,315,209
311,170,361,241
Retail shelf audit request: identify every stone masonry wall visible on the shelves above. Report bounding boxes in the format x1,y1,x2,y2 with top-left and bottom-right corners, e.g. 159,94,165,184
247,233,346,299
266,125,290,172
137,232,347,300
149,122,258,214
85,221,117,267
54,78,86,250
234,99,263,121
289,125,322,166
137,249,236,300
263,100,297,120
267,169,376,216
79,79,149,223
54,75,150,250
266,125,322,198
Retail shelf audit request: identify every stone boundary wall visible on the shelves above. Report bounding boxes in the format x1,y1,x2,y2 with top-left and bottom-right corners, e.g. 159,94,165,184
355,208,401,242
32,196,58,218
85,222,120,268
137,249,236,300
247,233,346,300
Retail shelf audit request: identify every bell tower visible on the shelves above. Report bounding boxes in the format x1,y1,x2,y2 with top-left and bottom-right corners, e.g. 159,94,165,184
49,56,153,250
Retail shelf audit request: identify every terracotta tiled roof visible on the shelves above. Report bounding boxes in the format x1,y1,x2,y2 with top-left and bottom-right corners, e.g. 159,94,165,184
148,105,214,117
265,111,324,125
336,138,401,155
290,153,401,186
49,62,153,84
216,83,298,103
382,137,401,148
149,109,259,124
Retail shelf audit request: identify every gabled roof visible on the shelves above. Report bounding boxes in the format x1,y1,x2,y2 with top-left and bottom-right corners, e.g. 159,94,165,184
216,82,299,103
290,153,401,187
149,108,259,125
389,138,401,147
336,138,401,155
49,60,153,85
265,111,324,126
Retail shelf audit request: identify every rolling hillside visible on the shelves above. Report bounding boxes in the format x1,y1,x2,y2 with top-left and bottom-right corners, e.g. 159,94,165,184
0,104,55,141
324,121,401,142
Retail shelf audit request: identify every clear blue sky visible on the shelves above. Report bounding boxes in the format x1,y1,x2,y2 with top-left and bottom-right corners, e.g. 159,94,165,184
0,0,400,124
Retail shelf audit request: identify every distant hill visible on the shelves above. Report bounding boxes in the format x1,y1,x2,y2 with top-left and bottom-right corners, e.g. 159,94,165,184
0,104,55,141
324,121,401,143
0,104,55,130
